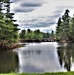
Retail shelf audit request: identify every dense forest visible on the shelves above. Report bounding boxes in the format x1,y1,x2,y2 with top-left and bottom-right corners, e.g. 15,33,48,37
0,0,19,49
56,9,74,42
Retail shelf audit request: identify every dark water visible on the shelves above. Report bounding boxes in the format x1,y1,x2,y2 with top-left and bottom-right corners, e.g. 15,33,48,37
0,42,74,73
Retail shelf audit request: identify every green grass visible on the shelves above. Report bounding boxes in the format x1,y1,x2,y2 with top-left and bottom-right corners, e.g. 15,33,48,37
0,72,74,75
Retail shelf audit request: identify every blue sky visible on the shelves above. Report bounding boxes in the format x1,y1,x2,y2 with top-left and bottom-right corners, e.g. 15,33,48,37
10,0,74,32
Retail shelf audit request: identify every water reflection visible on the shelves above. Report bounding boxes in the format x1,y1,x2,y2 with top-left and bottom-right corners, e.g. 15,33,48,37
20,50,41,58
17,42,64,73
57,43,74,71
1,42,74,73
0,51,19,73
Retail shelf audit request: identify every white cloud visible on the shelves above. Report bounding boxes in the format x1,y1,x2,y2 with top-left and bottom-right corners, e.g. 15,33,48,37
11,0,74,32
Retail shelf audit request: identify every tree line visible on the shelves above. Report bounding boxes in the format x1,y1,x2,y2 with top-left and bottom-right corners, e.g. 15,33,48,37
56,9,74,42
19,29,54,41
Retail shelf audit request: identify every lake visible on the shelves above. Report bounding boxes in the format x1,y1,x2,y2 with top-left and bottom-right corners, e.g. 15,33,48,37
0,42,74,73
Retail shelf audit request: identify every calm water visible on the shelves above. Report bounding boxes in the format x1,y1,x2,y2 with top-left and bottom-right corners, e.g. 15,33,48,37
0,42,74,73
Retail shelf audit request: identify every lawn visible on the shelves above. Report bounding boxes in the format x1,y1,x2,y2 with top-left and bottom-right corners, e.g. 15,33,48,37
0,72,74,75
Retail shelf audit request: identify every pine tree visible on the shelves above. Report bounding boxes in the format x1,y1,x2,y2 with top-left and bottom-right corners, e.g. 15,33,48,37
0,0,19,44
62,9,70,41
3,0,19,42
56,9,71,42
56,18,62,40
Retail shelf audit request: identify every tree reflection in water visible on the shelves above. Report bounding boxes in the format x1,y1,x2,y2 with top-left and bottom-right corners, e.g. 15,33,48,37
57,43,74,71
0,51,19,73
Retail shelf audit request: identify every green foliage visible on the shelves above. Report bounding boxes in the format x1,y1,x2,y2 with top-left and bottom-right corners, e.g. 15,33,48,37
43,32,50,38
69,16,74,41
20,29,43,40
56,9,74,42
27,29,34,40
33,29,43,40
0,0,19,43
19,29,55,41
1,72,74,75
20,30,26,39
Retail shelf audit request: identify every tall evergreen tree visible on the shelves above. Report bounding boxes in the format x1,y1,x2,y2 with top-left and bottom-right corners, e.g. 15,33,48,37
62,9,70,40
56,9,71,42
0,0,19,44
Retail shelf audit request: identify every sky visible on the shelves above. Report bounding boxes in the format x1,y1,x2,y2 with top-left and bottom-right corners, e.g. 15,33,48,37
10,0,74,32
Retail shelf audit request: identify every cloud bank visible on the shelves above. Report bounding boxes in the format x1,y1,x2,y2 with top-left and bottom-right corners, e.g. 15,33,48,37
11,0,74,32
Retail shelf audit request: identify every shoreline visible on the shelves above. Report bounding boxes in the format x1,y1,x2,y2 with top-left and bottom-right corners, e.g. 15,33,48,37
0,43,25,51
0,41,74,51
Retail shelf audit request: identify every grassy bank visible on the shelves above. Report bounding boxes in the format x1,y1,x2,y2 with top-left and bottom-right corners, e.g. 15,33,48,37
0,72,74,75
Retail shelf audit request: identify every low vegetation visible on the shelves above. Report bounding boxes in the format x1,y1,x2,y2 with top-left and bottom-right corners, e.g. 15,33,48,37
0,72,74,75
